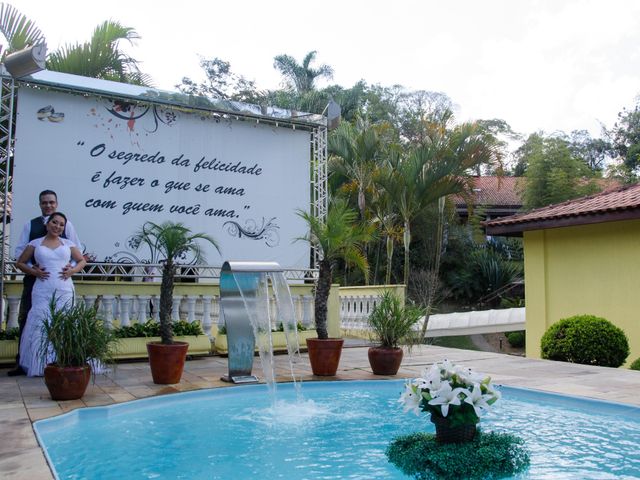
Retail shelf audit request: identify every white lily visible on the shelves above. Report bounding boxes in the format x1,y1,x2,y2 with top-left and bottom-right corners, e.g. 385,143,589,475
463,383,492,417
428,381,467,417
398,382,422,415
440,359,455,379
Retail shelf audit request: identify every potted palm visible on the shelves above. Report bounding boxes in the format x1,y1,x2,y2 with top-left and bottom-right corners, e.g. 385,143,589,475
40,298,117,400
297,199,374,375
132,221,219,384
367,291,423,375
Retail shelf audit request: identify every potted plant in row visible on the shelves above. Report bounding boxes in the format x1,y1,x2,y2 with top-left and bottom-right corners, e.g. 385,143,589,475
40,299,118,401
367,291,423,375
132,221,219,384
297,199,374,376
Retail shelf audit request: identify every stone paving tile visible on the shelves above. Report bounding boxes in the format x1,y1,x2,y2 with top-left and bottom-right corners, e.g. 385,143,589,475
0,447,52,480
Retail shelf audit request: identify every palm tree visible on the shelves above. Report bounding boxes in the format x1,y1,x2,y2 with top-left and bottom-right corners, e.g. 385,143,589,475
297,199,374,339
132,221,219,344
0,5,150,85
329,118,394,218
273,50,333,94
377,119,497,284
0,3,44,55
47,20,151,85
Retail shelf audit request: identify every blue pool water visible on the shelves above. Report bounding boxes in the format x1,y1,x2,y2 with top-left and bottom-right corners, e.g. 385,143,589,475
35,380,640,479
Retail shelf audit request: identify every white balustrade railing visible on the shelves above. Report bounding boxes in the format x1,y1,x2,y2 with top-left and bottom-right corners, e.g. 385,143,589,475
2,293,317,338
339,294,381,331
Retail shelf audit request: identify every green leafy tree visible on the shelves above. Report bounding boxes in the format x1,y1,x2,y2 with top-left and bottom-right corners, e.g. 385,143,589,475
329,117,395,218
297,199,374,339
132,222,219,344
377,119,498,284
176,57,261,103
273,50,333,94
521,133,600,210
607,100,640,177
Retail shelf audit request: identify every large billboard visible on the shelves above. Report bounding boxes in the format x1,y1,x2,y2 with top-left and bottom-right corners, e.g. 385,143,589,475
11,87,311,270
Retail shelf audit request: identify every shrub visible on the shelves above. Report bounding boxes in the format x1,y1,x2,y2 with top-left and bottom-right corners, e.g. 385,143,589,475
540,315,629,367
630,358,640,371
505,331,525,348
386,431,530,480
114,320,203,338
0,327,20,340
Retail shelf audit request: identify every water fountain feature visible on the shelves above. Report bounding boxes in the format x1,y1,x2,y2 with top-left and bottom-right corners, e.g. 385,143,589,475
219,261,302,398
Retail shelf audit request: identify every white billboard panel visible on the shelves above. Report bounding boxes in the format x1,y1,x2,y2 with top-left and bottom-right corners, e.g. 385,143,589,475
11,88,311,270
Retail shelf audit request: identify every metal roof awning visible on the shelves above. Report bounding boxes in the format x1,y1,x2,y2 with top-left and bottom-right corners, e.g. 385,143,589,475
8,70,327,129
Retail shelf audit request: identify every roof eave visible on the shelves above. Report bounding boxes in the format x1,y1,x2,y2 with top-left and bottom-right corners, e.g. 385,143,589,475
485,208,640,236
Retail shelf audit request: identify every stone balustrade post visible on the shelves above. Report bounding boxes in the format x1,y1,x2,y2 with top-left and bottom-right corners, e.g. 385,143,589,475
137,295,150,323
102,295,115,329
151,295,159,322
119,295,132,327
171,295,183,321
6,295,21,329
186,295,198,324
201,295,213,337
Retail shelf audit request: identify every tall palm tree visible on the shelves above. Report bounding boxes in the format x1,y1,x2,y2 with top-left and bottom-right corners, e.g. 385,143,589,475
329,118,394,218
273,50,333,94
378,120,497,284
47,20,151,85
132,221,219,344
0,2,44,55
297,199,374,339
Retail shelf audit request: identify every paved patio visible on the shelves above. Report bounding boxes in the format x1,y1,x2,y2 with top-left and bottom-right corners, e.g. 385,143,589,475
1,345,639,479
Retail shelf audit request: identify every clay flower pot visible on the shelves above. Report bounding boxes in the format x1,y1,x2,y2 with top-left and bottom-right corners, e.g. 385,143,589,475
368,346,404,375
147,341,189,384
306,338,344,376
44,364,92,401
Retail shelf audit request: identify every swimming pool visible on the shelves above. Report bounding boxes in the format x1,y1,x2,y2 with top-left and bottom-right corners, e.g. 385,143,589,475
35,380,640,479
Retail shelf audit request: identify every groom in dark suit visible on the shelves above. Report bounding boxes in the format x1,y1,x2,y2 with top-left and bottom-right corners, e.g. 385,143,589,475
7,189,81,376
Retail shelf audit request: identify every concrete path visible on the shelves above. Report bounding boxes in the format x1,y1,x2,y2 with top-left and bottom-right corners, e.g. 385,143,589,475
1,345,639,479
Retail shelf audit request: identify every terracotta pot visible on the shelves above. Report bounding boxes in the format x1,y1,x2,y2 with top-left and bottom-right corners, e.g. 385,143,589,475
44,364,92,401
431,415,477,444
147,341,189,384
368,346,403,375
306,338,344,376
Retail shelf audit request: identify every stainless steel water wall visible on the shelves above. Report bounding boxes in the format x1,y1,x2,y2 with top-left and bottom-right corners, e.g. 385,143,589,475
219,261,282,384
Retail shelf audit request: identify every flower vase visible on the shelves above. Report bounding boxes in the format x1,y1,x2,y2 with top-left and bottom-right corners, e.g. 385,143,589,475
431,415,477,444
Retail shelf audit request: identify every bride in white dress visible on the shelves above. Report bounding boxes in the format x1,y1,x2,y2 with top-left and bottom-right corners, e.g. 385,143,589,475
16,212,87,377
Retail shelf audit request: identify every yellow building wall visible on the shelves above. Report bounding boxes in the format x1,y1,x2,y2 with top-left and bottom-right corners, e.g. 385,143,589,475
524,219,640,365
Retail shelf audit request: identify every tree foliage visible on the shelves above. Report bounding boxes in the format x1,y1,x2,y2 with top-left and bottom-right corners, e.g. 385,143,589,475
0,2,44,55
46,20,150,85
273,50,333,94
519,133,601,210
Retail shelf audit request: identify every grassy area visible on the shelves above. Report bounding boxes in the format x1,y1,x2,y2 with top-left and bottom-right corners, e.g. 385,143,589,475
428,335,482,351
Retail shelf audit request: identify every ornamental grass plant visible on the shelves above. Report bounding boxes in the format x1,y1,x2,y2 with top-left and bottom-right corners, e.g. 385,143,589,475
40,297,117,369
367,291,423,349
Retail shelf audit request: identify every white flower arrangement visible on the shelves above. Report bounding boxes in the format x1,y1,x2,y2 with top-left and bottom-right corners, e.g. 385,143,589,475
399,359,501,426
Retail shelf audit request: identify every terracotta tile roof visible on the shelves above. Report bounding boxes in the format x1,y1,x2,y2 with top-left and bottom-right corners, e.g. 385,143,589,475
454,176,522,207
485,182,640,235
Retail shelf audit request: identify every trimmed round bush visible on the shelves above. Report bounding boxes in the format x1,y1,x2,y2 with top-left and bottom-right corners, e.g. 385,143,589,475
631,358,640,371
505,331,525,348
540,315,629,367
387,431,530,480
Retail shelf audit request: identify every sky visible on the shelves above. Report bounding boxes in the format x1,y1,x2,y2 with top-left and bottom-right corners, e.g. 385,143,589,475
8,0,640,138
